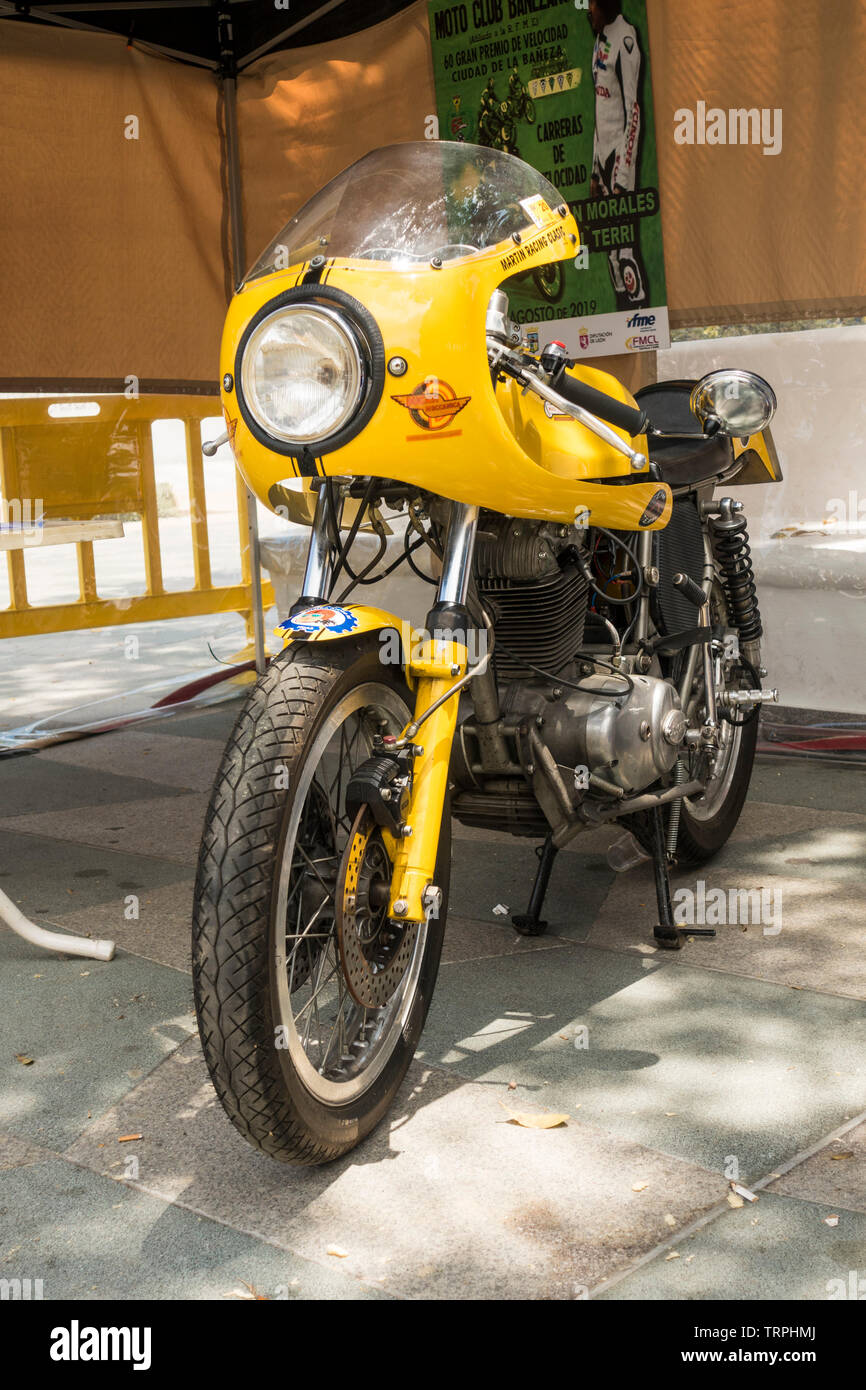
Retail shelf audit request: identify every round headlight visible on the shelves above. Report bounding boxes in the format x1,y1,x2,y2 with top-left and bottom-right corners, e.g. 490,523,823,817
690,369,777,437
240,305,365,445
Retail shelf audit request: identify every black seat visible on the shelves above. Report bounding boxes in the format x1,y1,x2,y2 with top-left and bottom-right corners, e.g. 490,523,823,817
636,379,734,487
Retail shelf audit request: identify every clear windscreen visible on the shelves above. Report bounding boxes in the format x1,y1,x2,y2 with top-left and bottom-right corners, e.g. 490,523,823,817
243,142,565,281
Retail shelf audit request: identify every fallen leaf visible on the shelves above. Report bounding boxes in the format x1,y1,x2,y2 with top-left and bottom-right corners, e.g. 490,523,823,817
510,1111,569,1129
727,1193,744,1209
239,1280,268,1300
664,1112,677,1117
665,1251,680,1261
15,1054,34,1066
498,1099,568,1128
664,1213,677,1228
117,1134,142,1143
632,1182,649,1193
327,1245,349,1258
829,1152,854,1161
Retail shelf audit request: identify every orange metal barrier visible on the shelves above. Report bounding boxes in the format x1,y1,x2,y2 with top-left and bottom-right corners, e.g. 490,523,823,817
0,395,272,642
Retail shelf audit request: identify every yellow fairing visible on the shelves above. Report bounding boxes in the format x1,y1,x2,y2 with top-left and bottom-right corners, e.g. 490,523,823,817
732,426,783,485
221,203,670,534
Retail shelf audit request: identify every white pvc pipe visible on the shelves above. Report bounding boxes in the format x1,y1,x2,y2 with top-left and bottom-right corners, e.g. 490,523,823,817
0,885,115,961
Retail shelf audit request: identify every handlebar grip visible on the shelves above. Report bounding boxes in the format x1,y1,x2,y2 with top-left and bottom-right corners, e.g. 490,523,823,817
552,369,648,437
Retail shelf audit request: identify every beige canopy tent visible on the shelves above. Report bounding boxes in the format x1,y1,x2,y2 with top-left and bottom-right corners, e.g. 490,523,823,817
2,0,865,396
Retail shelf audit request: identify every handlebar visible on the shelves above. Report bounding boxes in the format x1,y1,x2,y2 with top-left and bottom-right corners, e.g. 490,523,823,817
550,369,649,439
488,338,649,472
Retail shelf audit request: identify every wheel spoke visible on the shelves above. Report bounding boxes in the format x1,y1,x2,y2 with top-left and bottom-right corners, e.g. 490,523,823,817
272,681,431,1099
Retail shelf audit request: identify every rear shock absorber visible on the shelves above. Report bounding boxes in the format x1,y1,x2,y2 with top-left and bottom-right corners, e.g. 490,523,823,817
708,498,762,668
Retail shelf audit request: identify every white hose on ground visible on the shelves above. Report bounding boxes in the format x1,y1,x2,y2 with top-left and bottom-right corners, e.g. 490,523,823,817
0,885,115,961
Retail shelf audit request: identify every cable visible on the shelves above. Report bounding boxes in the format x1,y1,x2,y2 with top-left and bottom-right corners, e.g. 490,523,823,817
334,513,388,603
325,478,373,592
405,522,439,585
575,525,643,609
493,638,634,697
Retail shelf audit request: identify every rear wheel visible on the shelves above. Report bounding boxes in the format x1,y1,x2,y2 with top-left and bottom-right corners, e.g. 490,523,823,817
192,642,450,1165
627,582,759,866
672,702,758,865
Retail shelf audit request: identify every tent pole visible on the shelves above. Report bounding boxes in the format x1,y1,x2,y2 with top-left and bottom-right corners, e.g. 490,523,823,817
223,69,266,677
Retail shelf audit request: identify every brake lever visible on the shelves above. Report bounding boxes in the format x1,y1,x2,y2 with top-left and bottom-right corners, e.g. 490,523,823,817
489,340,648,473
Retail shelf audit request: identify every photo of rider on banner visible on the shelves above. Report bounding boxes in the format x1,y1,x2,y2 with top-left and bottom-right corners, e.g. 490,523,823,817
428,0,669,358
589,0,649,312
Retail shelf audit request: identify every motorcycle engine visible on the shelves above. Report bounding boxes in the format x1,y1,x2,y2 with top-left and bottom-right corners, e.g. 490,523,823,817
474,514,589,680
461,512,686,799
499,674,685,795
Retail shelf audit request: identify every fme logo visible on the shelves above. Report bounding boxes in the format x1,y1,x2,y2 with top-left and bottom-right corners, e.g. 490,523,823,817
626,311,656,329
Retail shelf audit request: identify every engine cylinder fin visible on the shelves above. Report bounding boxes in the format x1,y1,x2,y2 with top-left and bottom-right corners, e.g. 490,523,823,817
478,563,589,681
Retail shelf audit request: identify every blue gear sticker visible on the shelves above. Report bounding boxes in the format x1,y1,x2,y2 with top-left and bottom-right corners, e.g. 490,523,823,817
279,604,359,636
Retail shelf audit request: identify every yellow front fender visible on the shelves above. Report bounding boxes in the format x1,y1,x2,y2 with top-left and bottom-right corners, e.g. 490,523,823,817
276,602,414,648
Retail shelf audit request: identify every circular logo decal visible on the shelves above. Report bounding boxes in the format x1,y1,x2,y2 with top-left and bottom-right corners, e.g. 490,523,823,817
280,605,359,635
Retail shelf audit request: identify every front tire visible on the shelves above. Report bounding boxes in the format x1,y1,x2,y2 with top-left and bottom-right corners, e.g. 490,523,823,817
192,642,450,1165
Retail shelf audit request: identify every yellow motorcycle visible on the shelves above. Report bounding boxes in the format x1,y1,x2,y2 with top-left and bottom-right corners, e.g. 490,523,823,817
193,142,781,1165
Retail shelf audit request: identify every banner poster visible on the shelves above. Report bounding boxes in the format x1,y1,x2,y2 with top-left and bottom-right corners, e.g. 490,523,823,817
428,0,669,358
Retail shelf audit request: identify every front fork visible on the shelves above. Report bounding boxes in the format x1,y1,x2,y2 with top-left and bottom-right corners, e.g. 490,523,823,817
387,502,478,924
296,489,477,924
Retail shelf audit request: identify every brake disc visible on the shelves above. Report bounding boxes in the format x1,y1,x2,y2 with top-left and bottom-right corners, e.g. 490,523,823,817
336,806,418,1009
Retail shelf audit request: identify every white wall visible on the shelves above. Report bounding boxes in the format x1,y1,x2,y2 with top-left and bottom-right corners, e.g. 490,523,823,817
660,326,866,714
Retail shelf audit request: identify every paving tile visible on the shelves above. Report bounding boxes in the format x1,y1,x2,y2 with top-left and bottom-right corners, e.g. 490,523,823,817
416,946,866,1181
0,1159,383,1300
586,867,866,998
596,1191,866,1301
442,913,570,964
155,702,245,742
0,1130,55,1171
48,880,195,974
0,752,188,817
0,827,189,917
450,832,617,942
714,799,866,885
768,1119,866,1214
0,929,195,1150
65,1041,724,1299
751,757,866,815
38,731,227,794
0,793,209,867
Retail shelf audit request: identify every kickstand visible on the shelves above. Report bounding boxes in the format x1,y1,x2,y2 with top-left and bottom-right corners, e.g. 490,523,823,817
650,806,715,950
512,832,558,937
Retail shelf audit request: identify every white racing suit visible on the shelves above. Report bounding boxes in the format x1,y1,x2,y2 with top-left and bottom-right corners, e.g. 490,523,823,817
591,12,648,309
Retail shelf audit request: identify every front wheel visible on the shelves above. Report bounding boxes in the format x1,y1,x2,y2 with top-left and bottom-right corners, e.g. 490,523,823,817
192,642,450,1165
